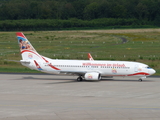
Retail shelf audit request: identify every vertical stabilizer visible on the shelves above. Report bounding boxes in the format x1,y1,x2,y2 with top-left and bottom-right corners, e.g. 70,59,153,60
16,32,43,61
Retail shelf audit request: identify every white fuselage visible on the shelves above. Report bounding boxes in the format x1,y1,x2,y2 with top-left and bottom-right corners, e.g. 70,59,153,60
17,32,156,81
22,58,155,78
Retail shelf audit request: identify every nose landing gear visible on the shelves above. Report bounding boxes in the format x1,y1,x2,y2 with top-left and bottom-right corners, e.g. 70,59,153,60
138,76,146,82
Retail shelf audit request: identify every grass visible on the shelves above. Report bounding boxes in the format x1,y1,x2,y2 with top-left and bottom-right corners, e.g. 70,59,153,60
0,28,160,75
0,66,41,73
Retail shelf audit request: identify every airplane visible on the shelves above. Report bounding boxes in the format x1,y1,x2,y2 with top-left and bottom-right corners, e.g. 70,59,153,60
16,32,156,81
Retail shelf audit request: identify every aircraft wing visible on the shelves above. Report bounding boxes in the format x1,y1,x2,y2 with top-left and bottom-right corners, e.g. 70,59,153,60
59,70,87,76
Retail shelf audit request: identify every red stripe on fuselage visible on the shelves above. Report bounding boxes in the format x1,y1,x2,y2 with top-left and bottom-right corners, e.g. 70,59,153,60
34,60,43,70
41,56,49,63
21,50,60,70
21,50,41,58
41,56,60,70
34,60,41,68
22,50,49,63
103,72,150,77
127,72,150,76
48,64,60,70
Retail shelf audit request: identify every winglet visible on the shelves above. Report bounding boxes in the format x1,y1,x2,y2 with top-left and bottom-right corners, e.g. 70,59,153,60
88,53,94,61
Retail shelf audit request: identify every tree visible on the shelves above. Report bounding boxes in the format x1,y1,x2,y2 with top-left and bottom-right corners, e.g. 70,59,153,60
135,2,149,20
61,3,76,19
73,0,88,19
111,4,127,18
83,2,99,20
29,1,41,19
98,0,111,18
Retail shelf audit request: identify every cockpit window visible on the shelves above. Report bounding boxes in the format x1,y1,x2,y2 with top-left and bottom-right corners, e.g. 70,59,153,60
146,66,151,69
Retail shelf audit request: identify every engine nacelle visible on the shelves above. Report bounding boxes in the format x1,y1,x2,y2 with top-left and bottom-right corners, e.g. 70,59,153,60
84,72,101,80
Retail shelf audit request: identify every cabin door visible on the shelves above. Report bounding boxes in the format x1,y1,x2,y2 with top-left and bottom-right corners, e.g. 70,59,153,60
134,64,139,72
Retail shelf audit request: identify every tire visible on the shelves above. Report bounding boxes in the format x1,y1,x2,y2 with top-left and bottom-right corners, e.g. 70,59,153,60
77,77,82,81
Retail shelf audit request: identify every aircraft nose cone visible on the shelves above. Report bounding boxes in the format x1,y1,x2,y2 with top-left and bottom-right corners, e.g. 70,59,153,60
150,69,156,75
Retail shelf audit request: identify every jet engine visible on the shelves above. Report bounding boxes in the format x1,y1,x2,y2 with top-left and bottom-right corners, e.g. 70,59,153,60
84,72,101,80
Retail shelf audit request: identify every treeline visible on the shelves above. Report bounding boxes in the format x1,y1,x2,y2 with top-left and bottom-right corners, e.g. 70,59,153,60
0,0,160,21
0,0,160,31
0,18,154,31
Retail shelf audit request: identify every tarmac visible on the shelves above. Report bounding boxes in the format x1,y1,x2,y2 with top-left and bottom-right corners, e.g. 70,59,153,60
0,73,160,120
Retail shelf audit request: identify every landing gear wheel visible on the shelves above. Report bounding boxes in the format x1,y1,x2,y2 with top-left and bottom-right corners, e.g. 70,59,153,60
139,79,142,82
77,77,83,82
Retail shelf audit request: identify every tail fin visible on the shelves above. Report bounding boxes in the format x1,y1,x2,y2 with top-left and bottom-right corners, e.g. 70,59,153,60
88,53,94,61
16,32,36,52
16,32,44,61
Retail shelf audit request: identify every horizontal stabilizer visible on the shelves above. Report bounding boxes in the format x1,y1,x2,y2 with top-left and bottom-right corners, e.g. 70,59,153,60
20,60,30,64
4,59,20,62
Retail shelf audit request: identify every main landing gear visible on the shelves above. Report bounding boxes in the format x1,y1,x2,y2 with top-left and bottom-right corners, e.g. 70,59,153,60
77,76,83,81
